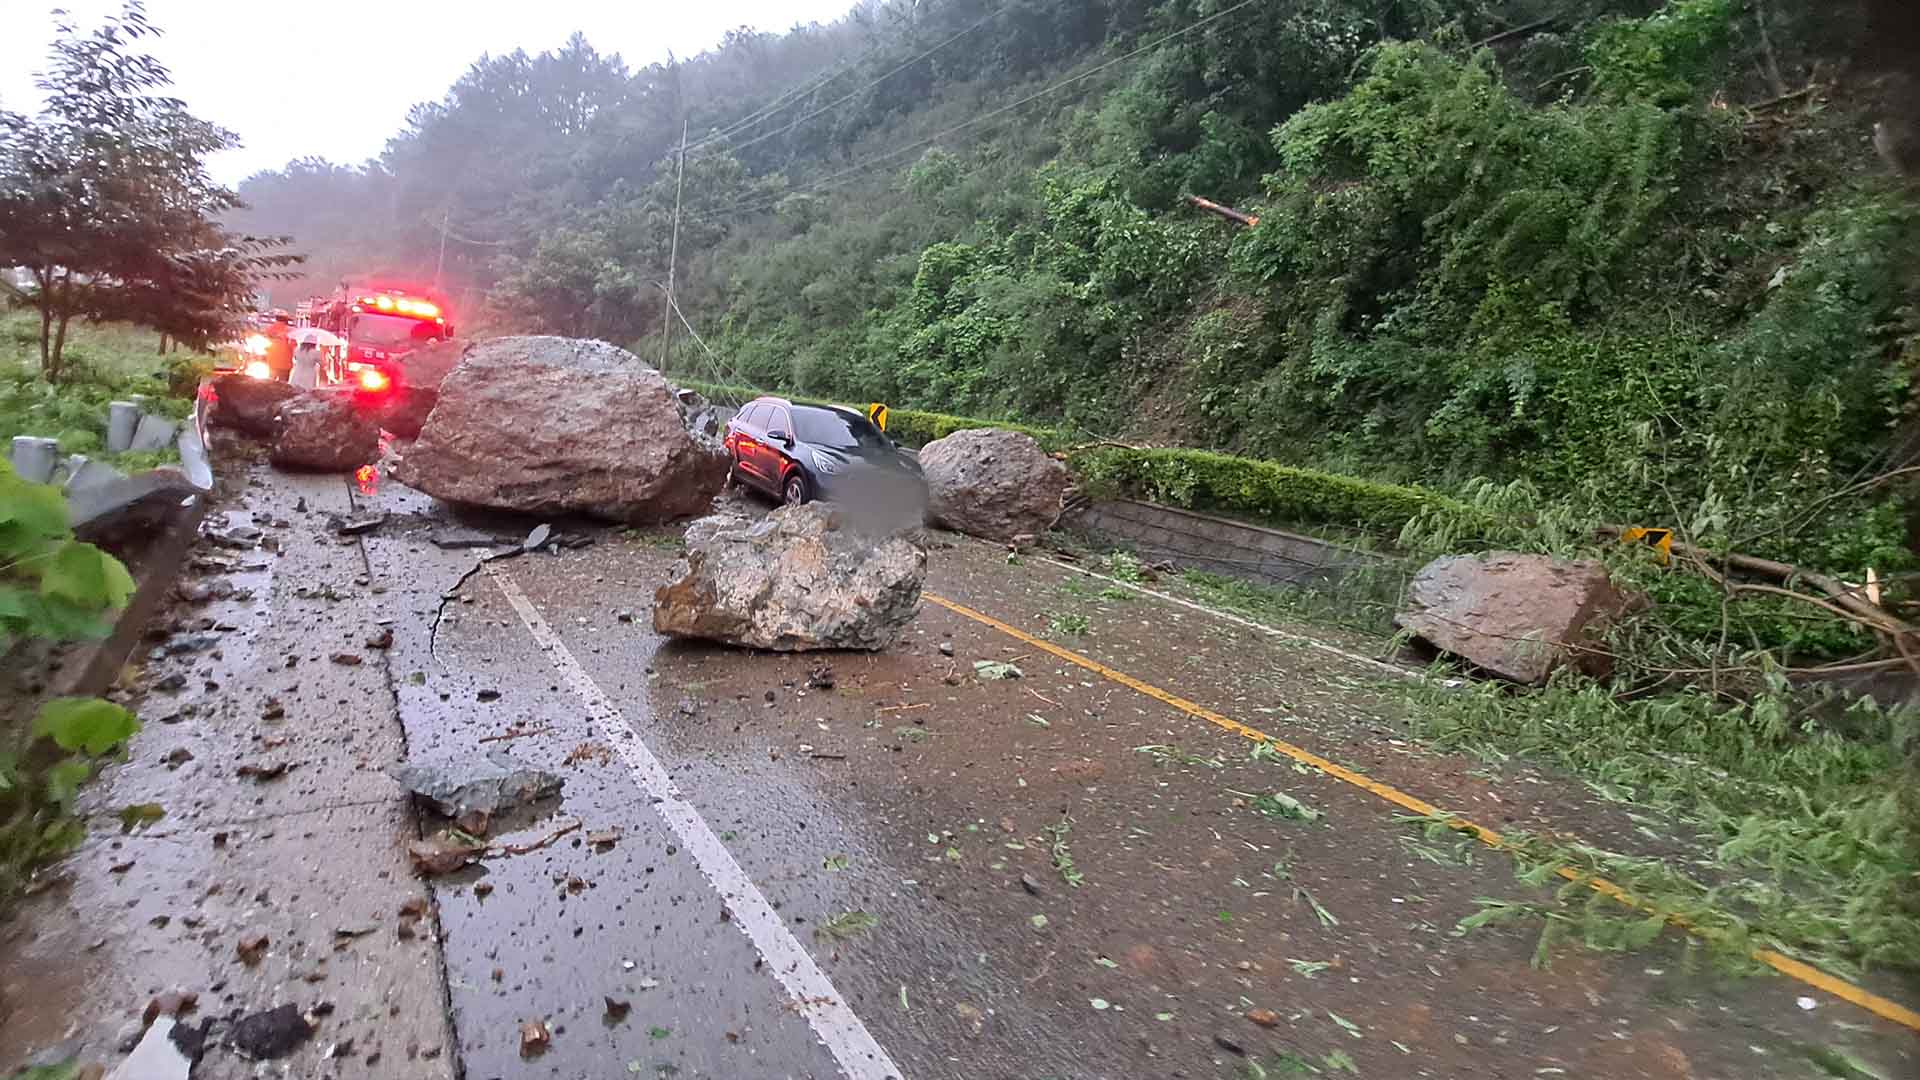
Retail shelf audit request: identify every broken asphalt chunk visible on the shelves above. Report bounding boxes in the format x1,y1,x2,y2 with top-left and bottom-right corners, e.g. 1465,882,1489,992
604,997,631,1021
227,1004,312,1060
332,513,386,535
391,750,563,820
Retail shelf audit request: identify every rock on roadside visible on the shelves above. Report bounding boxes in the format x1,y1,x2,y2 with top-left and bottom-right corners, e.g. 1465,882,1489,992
654,503,926,651
207,375,302,438
269,394,380,472
919,427,1069,542
390,336,727,523
1394,551,1639,685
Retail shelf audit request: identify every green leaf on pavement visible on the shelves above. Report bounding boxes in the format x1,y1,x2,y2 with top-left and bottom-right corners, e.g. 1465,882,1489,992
973,661,1023,680
117,802,165,832
35,697,138,755
816,910,878,940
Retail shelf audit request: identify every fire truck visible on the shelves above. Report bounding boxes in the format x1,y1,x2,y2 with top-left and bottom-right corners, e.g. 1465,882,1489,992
296,283,455,395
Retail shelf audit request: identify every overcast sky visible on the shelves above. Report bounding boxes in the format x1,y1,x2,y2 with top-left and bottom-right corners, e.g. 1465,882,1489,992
1,0,859,185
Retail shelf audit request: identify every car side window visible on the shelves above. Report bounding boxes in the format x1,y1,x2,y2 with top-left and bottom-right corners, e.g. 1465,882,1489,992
769,407,793,437
741,404,768,430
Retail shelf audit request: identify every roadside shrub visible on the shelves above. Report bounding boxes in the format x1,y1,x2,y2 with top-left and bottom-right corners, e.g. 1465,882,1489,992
1068,445,1484,538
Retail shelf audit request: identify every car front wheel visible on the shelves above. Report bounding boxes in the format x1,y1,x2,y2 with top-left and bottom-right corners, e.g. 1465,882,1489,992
783,472,811,506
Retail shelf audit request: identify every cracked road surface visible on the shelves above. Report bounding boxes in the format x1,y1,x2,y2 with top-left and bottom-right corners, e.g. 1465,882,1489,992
3,460,1915,1079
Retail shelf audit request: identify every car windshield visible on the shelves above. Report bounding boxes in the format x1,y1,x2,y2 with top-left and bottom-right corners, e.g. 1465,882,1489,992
792,407,889,450
348,313,438,348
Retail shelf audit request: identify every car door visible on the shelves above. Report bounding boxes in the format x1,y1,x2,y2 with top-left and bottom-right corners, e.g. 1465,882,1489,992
731,404,771,486
761,404,796,484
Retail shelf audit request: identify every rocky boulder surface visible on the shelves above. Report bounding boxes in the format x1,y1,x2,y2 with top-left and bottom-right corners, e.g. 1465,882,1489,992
654,503,927,651
390,336,727,523
919,428,1069,542
1394,551,1638,685
268,394,380,472
207,375,302,437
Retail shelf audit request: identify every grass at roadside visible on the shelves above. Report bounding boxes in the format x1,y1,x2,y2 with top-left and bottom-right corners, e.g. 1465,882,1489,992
1,312,201,465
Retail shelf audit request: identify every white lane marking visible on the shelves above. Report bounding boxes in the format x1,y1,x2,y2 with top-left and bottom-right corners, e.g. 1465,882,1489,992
1037,556,1422,680
489,566,903,1080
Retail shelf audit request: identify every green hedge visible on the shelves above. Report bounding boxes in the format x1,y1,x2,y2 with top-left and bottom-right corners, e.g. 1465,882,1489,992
1067,446,1482,538
669,376,1476,538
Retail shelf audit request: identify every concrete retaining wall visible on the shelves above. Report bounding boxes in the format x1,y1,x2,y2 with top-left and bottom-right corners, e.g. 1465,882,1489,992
1063,499,1389,589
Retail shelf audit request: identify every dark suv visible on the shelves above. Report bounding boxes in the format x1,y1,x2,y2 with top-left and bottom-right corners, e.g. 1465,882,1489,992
723,397,926,509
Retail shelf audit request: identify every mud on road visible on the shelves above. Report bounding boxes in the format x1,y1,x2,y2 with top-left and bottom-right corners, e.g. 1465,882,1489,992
3,462,1915,1079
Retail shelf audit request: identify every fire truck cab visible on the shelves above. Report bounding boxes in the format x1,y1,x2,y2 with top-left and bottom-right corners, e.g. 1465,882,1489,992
299,284,454,396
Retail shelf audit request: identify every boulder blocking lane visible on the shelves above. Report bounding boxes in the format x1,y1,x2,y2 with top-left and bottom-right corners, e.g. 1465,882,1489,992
496,526,1916,1080
353,481,858,1079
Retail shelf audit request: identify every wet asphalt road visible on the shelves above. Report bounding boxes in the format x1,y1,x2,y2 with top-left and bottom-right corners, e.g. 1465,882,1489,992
5,460,1917,1079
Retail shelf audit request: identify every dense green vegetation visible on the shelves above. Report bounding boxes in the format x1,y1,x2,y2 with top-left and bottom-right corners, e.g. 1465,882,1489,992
232,0,1913,578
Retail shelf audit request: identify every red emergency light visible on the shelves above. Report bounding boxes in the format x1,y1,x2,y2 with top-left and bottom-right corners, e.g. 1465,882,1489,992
350,293,443,321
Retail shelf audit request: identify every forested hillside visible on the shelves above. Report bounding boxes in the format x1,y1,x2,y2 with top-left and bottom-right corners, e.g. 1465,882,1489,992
234,0,1919,572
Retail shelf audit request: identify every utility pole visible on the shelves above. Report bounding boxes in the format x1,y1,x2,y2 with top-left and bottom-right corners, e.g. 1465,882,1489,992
435,205,450,290
661,114,688,368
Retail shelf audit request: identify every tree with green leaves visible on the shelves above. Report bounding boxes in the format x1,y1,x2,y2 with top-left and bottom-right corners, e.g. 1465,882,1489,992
0,2,299,381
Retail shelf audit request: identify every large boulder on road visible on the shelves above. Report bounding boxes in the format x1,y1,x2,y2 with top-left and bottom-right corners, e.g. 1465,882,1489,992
1394,551,1638,685
654,503,926,651
269,394,380,472
390,336,727,523
919,428,1069,542
208,375,301,437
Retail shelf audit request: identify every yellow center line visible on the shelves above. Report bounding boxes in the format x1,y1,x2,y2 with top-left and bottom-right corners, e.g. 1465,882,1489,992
922,591,1920,1034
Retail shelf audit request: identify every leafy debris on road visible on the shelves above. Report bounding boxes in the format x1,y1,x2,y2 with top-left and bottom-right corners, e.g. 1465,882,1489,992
822,853,850,871
1233,789,1323,823
973,660,1023,680
117,803,165,832
407,830,487,876
816,910,879,941
1045,816,1085,887
1293,886,1340,927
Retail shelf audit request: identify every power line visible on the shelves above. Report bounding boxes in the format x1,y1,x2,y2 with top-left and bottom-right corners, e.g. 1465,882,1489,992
689,3,1008,162
685,46,864,155
692,0,1263,222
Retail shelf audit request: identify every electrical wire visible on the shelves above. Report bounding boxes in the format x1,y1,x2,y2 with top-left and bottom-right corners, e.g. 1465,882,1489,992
688,3,1009,161
684,46,865,155
691,0,1263,222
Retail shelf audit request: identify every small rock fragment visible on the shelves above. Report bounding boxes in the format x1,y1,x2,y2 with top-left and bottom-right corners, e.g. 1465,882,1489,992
143,990,200,1026
227,1003,312,1060
236,932,270,965
330,653,363,666
1247,1008,1281,1028
519,1019,551,1058
603,997,631,1022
